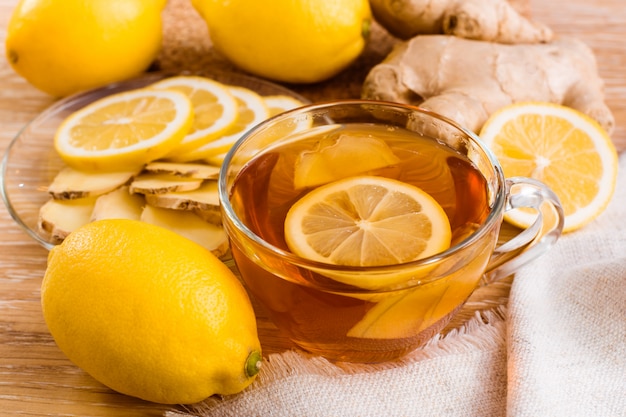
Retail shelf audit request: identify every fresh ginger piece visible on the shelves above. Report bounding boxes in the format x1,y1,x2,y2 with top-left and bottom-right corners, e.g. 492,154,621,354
144,180,221,225
369,0,552,43
143,161,220,180
91,186,145,221
38,197,96,244
47,166,139,200
362,36,614,135
191,207,223,227
441,0,552,43
293,133,400,189
129,173,203,195
140,205,229,258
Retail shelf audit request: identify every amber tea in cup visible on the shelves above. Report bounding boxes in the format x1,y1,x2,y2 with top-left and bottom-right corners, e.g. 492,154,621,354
220,101,563,363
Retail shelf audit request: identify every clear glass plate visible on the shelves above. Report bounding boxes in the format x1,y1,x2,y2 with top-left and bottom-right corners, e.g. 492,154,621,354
1,70,309,250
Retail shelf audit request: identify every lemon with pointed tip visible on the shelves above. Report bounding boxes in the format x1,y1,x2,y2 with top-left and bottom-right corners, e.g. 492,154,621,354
41,219,262,404
5,0,165,97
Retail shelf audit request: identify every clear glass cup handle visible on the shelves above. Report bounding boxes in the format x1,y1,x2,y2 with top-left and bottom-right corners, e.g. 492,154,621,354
482,177,565,284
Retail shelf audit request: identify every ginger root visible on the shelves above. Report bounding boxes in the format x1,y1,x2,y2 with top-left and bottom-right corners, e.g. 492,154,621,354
362,35,614,134
369,0,552,43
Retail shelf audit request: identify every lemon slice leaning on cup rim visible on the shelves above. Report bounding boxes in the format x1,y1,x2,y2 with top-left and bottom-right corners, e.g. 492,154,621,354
54,88,194,172
479,102,618,232
284,175,452,290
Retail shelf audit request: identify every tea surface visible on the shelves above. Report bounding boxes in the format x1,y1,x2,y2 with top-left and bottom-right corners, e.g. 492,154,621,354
230,123,490,252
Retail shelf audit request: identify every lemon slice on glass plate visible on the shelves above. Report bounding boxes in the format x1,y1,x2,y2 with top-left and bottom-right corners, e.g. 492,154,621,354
171,86,270,162
54,88,193,172
150,75,239,156
480,102,618,232
203,94,307,167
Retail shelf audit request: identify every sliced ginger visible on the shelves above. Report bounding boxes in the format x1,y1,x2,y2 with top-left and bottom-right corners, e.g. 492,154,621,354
47,166,140,200
144,180,221,224
39,160,229,256
129,173,204,195
143,161,220,179
38,197,97,244
91,186,145,222
293,133,400,189
140,205,229,257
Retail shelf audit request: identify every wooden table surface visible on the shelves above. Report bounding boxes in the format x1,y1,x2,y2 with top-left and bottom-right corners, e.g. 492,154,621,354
1,0,625,415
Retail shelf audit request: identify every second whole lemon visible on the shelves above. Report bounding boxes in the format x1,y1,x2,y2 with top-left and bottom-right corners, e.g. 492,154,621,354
41,219,262,404
5,0,166,97
191,0,372,84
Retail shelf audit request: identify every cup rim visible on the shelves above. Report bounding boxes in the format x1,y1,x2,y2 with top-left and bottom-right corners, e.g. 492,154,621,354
219,99,506,279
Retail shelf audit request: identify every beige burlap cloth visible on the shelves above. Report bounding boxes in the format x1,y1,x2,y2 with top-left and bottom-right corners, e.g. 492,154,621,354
165,156,626,417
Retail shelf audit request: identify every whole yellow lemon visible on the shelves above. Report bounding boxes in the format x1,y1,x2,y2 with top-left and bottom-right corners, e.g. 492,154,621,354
41,219,261,404
191,0,372,83
5,0,166,97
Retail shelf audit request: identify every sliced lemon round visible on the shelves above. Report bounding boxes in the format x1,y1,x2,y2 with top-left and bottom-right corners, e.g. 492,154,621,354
284,175,451,289
480,102,618,232
150,75,239,156
170,85,269,162
54,88,194,172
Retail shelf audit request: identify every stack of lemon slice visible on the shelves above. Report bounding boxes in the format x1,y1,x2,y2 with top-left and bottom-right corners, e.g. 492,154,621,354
54,75,304,170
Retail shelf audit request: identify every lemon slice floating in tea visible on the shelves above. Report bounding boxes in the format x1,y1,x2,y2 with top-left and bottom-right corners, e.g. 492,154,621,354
54,89,194,172
150,75,239,156
284,175,452,289
480,102,618,232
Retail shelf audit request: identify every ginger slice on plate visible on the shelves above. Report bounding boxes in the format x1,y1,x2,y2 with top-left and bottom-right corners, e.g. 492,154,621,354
91,186,145,221
129,173,203,195
38,197,97,243
140,205,229,258
144,180,221,224
47,166,139,200
143,161,220,180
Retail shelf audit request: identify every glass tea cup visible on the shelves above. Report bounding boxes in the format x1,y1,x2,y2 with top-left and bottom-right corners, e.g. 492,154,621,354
219,100,563,363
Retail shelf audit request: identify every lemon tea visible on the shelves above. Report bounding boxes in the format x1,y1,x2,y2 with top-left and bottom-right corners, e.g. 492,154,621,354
221,101,563,363
226,122,496,361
